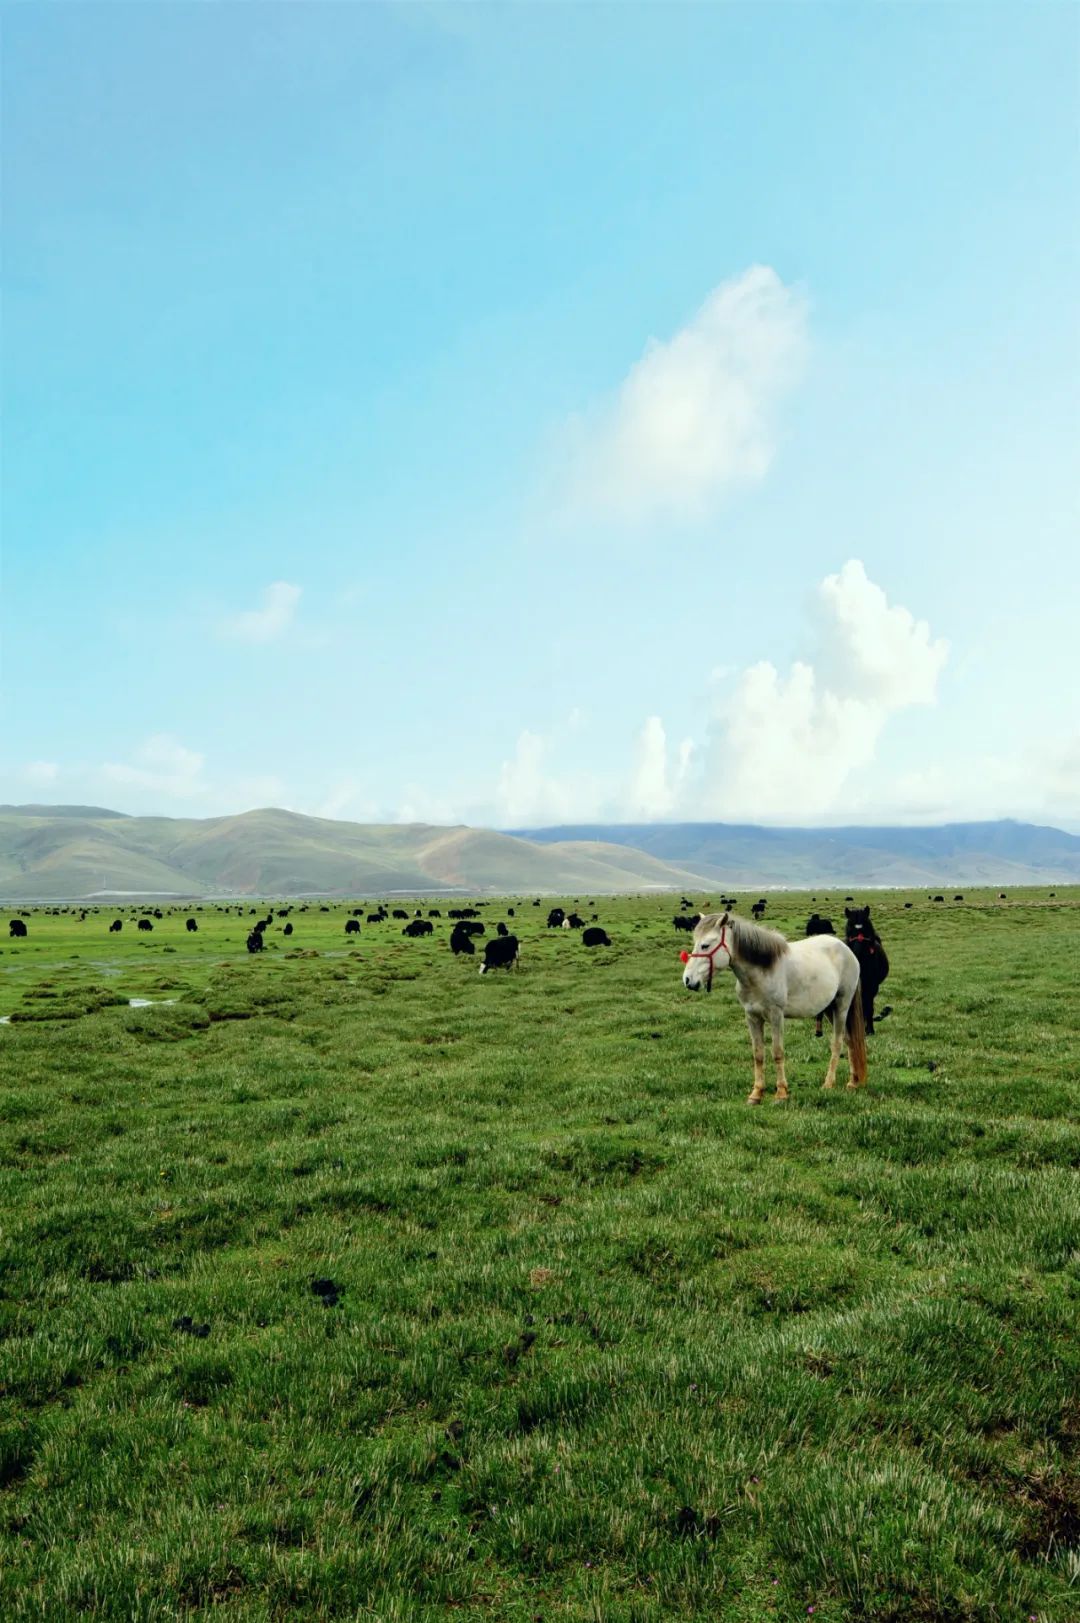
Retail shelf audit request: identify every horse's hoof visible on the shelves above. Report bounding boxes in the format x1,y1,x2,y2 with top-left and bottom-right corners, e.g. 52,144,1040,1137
773,1092,790,1104
846,1081,859,1091
747,1092,764,1106
821,1082,835,1090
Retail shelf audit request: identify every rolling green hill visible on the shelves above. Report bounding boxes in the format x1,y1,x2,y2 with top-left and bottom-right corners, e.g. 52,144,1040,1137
0,807,712,900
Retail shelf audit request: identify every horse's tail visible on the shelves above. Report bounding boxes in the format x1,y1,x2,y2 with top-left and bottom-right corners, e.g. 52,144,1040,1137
846,985,868,1087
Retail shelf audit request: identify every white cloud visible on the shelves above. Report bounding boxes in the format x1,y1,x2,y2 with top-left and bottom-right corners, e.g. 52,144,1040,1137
102,734,206,800
566,265,808,522
494,731,575,827
220,581,302,644
698,560,948,820
21,761,60,787
627,717,694,819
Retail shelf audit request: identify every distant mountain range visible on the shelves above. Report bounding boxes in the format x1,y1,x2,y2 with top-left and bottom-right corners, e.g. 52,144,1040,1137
0,807,1076,900
509,820,1080,887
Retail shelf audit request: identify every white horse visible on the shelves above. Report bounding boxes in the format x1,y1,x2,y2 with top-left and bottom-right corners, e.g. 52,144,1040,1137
681,911,867,1104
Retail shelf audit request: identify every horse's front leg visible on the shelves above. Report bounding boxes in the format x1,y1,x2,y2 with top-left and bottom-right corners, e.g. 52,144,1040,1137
745,1011,766,1105
769,1009,789,1101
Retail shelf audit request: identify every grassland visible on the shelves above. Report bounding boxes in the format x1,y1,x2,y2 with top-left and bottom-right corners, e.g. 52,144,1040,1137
1,889,1078,1620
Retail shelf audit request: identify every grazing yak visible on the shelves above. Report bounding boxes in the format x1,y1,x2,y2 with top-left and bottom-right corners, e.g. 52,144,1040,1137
547,907,566,929
345,919,361,935
186,918,198,932
283,923,293,936
246,930,265,953
480,934,519,974
109,919,123,933
566,913,585,929
582,926,610,947
137,919,153,932
450,923,476,957
403,919,433,937
805,913,835,936
8,919,28,938
750,900,767,921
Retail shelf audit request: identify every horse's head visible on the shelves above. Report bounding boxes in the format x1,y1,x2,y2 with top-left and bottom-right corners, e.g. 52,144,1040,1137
681,911,732,992
844,905,873,941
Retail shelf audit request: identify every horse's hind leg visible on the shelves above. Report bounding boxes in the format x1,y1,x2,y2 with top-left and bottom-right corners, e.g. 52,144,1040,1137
823,1001,843,1089
769,1009,789,1101
745,1011,766,1105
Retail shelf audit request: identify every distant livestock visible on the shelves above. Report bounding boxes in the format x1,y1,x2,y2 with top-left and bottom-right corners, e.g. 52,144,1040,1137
403,919,433,937
109,919,123,933
345,919,361,935
566,913,585,929
450,924,475,957
673,915,698,933
750,900,767,921
547,908,565,928
186,918,198,932
805,914,835,937
480,934,519,974
392,909,409,920
246,930,265,953
8,919,27,938
283,923,293,936
582,927,610,947
496,922,509,936
137,919,153,932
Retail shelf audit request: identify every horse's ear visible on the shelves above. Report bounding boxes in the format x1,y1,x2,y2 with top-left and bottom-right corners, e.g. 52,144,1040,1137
845,907,854,918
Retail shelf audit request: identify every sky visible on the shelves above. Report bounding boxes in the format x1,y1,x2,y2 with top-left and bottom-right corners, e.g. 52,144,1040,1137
3,1,1078,831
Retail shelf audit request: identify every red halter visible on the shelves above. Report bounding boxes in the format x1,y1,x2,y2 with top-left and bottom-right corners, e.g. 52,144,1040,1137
680,924,729,991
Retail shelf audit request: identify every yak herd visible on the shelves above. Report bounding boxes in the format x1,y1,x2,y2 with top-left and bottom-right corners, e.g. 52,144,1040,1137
3,896,617,978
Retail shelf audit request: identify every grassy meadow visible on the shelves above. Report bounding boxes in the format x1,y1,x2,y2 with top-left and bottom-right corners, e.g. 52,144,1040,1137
1,888,1078,1620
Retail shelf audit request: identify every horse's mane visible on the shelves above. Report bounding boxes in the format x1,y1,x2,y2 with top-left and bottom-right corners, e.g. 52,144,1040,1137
723,912,790,968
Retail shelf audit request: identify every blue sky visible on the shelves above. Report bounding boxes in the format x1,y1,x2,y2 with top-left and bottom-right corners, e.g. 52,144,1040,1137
4,2,1078,829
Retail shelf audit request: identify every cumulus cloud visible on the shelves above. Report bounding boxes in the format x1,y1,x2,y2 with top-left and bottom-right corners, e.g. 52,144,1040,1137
700,560,948,820
102,734,206,799
566,265,808,522
627,717,694,819
220,581,301,644
494,731,576,827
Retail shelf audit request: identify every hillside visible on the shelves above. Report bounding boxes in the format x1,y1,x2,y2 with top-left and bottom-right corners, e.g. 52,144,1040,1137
2,807,1078,899
509,820,1080,886
0,807,711,901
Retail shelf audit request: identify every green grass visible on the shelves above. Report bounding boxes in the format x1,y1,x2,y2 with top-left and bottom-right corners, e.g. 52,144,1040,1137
1,890,1078,1620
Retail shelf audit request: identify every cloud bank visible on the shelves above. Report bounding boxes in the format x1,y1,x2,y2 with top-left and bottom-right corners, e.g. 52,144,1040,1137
703,560,949,819
488,562,949,827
